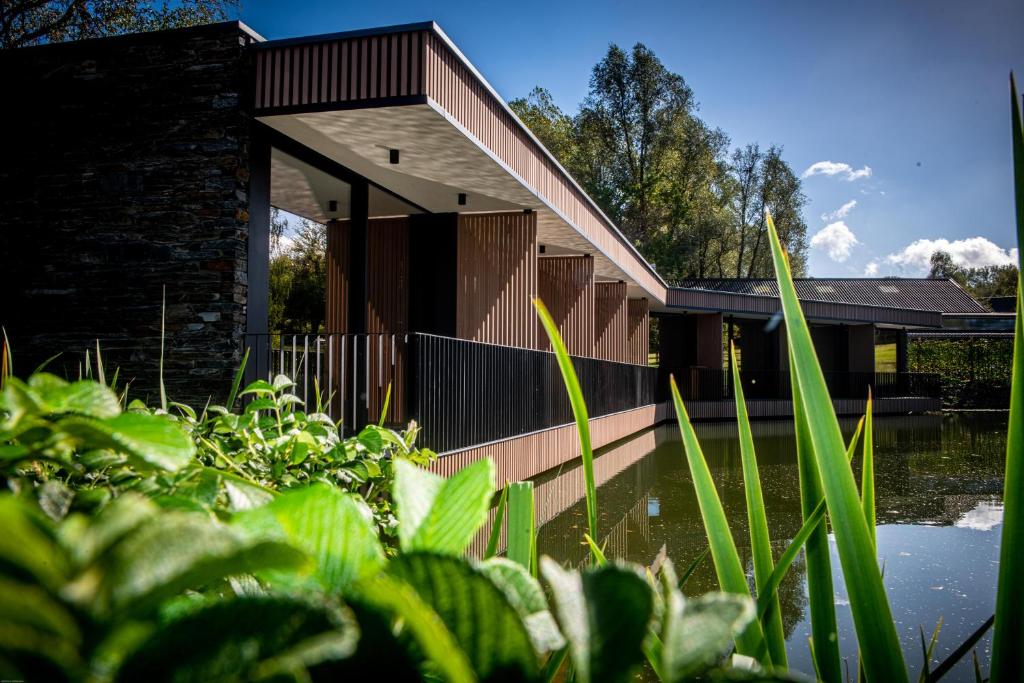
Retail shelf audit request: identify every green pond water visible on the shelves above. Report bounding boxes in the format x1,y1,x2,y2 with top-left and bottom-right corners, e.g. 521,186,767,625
533,412,1008,682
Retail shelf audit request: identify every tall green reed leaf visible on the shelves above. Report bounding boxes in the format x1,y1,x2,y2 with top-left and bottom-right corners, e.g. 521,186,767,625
226,347,250,411
768,213,907,681
730,342,787,667
159,285,168,412
990,72,1024,683
484,484,509,560
790,359,843,682
507,482,536,572
862,390,875,547
755,416,863,624
534,299,598,550
669,376,770,663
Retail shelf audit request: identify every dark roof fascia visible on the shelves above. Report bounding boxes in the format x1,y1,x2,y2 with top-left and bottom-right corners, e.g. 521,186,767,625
666,286,943,327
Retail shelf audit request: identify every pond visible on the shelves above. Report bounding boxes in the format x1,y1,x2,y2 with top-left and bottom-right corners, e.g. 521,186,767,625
533,412,1008,682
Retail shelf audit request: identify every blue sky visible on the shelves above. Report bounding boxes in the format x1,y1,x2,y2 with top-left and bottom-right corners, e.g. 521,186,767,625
241,0,1023,277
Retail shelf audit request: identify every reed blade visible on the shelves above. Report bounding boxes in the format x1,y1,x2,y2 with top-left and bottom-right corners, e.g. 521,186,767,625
768,212,907,681
484,484,510,560
730,342,787,667
862,390,876,547
991,72,1024,683
506,482,535,572
669,376,770,663
534,299,598,551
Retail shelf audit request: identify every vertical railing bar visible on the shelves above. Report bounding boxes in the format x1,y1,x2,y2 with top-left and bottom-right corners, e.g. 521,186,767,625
340,336,347,437
303,335,309,409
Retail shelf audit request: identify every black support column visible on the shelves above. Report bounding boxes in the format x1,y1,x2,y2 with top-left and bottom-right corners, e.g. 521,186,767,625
349,179,370,430
245,129,271,386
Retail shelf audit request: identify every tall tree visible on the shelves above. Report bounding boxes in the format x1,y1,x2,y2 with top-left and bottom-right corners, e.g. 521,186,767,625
929,250,1019,309
0,0,235,49
578,43,694,252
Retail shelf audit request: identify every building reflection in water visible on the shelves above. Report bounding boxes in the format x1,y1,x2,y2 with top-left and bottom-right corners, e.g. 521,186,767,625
515,411,1009,643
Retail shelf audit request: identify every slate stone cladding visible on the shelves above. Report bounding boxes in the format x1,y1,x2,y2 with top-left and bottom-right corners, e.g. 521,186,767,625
0,23,257,404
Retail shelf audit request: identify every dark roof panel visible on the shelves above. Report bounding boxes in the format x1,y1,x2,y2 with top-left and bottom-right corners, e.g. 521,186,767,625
674,278,985,314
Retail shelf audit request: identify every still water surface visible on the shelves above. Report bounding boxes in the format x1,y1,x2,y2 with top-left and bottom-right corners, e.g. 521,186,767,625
533,413,1008,682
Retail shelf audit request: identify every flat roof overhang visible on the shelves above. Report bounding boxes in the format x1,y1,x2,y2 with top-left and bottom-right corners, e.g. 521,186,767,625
662,287,944,328
251,22,668,304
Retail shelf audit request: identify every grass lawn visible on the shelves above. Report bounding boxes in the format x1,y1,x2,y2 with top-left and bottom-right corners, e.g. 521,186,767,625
875,342,896,372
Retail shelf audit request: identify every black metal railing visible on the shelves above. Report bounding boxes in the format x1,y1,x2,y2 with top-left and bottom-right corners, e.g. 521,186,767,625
671,366,941,402
243,332,658,452
408,334,657,453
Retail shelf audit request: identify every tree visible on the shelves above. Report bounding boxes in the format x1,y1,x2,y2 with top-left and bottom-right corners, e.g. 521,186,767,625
929,249,1019,309
510,42,808,283
269,213,327,333
0,0,235,49
578,43,694,252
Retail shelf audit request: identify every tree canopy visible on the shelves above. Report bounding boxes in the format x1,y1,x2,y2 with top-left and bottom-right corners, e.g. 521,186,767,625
928,250,1018,309
0,0,235,49
510,43,808,282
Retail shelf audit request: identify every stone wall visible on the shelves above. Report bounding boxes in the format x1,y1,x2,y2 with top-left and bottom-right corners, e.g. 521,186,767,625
0,23,258,405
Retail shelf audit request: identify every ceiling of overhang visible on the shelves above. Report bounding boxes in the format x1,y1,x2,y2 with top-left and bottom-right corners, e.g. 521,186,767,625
270,148,420,222
259,105,651,300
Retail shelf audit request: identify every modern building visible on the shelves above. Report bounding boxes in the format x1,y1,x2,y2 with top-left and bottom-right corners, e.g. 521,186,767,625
0,21,998,482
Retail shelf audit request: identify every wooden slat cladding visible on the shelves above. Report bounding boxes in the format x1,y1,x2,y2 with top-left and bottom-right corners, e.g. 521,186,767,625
366,217,410,333
324,217,411,422
325,219,350,333
367,217,410,422
429,402,670,484
469,427,659,558
421,33,664,301
626,298,649,366
536,255,594,356
254,30,427,110
456,212,538,349
667,288,942,328
594,282,628,362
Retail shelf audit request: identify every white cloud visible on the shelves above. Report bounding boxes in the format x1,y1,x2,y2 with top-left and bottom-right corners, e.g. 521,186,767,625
802,161,873,181
955,501,1003,532
810,221,860,262
821,199,857,222
879,236,1018,275
864,261,880,276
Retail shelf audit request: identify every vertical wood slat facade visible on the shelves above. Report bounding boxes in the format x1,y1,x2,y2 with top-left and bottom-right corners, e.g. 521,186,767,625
254,30,427,110
626,298,649,366
324,217,410,421
536,255,595,356
325,219,350,333
456,212,538,349
594,282,628,362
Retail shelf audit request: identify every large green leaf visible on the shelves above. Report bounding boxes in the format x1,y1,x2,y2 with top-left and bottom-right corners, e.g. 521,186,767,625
58,412,195,472
668,377,769,663
354,571,475,683
541,557,654,683
57,493,156,568
386,552,539,681
29,375,122,419
394,458,494,556
233,484,385,592
79,511,306,617
991,73,1024,683
0,497,67,591
730,343,787,668
767,213,906,681
0,576,82,678
480,557,565,654
116,596,357,682
658,561,755,681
